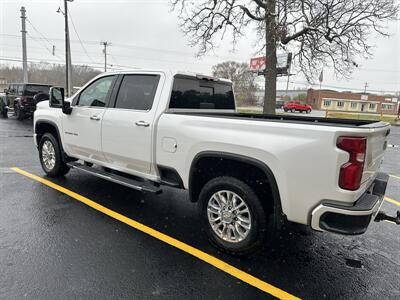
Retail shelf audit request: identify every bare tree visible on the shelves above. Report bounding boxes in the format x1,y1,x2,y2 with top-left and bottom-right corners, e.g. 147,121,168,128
212,61,259,106
171,0,398,114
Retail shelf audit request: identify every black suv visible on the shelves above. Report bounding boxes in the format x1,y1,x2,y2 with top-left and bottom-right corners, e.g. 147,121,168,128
1,83,51,120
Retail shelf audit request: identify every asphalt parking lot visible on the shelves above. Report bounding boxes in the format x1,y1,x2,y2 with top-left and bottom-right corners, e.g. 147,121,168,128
1,116,399,300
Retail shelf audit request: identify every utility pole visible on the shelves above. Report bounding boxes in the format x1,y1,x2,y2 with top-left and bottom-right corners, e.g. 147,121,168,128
20,6,28,83
101,42,110,72
63,0,73,97
364,82,368,93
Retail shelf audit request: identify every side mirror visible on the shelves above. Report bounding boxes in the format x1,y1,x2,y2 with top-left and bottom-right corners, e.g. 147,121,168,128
49,87,72,114
62,101,72,115
49,87,63,108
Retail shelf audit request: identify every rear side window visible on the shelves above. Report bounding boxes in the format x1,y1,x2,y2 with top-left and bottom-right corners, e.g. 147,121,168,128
24,85,50,96
169,77,235,110
115,75,160,111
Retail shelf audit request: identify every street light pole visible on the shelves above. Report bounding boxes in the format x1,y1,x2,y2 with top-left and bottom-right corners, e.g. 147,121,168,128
63,0,73,97
20,6,28,83
101,42,110,72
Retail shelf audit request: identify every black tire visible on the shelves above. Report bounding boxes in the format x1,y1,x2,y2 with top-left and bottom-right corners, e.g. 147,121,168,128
199,176,271,255
291,108,296,113
39,133,70,177
283,108,288,112
307,109,311,114
15,104,25,120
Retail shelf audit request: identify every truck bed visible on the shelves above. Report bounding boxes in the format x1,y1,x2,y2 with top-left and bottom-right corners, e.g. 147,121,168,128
167,111,388,128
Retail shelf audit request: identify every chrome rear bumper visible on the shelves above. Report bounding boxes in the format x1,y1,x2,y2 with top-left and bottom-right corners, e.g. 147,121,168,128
311,172,389,235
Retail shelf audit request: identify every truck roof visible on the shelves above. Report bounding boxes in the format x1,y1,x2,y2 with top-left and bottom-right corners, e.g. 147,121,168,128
100,69,232,84
8,83,52,86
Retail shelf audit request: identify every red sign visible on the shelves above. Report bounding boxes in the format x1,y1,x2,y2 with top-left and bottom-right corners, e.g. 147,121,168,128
250,56,266,70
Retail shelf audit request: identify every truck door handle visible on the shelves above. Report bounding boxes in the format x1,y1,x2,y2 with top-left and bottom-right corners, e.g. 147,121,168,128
135,121,150,127
90,115,101,121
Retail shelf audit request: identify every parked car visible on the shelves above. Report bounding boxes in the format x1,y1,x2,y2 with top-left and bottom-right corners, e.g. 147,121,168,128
1,83,51,120
33,70,392,255
283,101,312,113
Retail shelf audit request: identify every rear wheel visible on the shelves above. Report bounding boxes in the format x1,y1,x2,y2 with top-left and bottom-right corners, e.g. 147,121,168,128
199,176,270,255
39,133,70,177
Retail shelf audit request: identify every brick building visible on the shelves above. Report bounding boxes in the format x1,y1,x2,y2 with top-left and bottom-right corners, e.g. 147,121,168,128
306,89,399,115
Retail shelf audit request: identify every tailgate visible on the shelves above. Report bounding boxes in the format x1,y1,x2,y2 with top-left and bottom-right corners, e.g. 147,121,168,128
362,125,390,184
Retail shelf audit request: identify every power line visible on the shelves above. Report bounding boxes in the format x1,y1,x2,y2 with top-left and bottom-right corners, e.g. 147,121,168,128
0,33,244,61
67,10,95,63
25,18,63,60
25,18,54,48
286,80,398,94
0,55,138,70
26,33,54,58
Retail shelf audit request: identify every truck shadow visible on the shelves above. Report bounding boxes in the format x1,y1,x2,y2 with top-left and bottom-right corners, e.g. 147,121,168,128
47,171,395,299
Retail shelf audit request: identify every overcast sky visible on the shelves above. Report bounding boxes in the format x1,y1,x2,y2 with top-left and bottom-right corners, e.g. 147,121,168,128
0,0,399,94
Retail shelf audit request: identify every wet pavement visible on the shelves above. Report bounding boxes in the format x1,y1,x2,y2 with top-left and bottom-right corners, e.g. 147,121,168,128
0,117,399,299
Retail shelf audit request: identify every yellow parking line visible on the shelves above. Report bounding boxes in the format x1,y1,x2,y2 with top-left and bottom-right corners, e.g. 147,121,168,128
11,167,300,300
385,196,400,207
389,174,400,181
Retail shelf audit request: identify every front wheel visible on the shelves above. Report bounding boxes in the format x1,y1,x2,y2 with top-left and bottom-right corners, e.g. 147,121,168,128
39,133,70,177
199,176,269,255
307,109,311,114
291,108,296,113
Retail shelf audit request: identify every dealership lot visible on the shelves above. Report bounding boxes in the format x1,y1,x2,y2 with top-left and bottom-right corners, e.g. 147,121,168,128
0,117,399,299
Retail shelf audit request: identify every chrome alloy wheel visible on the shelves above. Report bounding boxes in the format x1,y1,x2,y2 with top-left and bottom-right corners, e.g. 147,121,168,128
42,140,56,171
207,190,252,243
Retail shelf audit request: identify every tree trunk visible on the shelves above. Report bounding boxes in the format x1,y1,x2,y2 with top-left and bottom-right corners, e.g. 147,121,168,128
263,0,277,115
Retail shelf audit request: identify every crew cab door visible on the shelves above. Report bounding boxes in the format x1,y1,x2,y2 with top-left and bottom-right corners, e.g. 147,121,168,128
62,75,116,162
101,73,162,176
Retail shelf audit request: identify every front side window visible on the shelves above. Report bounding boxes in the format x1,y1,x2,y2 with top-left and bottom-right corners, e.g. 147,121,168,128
115,75,160,110
78,76,115,107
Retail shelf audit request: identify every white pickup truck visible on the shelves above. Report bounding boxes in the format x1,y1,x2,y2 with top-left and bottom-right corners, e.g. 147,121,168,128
33,70,394,255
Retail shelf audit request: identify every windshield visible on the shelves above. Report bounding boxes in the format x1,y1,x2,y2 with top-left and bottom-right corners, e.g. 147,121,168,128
24,85,51,96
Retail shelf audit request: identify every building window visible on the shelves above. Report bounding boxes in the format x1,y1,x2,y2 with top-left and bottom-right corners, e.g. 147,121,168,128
381,103,394,110
351,102,358,109
323,100,331,107
369,103,376,109
337,101,344,108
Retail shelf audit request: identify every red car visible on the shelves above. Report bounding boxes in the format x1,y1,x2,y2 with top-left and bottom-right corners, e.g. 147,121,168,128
283,101,312,113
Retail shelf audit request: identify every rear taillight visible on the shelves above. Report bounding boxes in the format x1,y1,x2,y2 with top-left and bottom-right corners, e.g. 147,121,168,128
337,136,367,191
20,96,28,103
